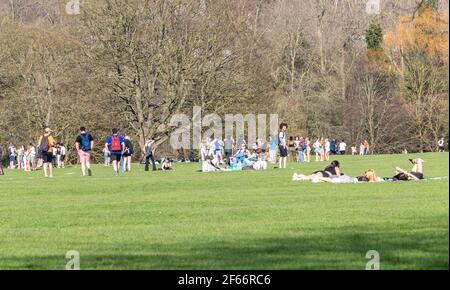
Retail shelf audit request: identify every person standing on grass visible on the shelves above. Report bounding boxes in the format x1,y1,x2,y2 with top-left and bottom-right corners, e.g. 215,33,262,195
17,145,25,170
38,127,56,178
268,135,278,164
324,138,330,161
59,143,66,168
278,123,288,169
8,144,17,169
76,127,94,177
212,136,224,164
223,135,235,165
351,144,357,156
438,137,445,152
103,146,111,166
339,140,347,155
29,144,37,171
363,139,370,155
144,138,157,172
122,136,134,172
105,128,125,176
304,138,311,162
330,139,337,155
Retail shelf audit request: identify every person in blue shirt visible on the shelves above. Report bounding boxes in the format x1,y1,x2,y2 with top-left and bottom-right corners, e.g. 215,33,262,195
105,128,125,176
268,136,278,164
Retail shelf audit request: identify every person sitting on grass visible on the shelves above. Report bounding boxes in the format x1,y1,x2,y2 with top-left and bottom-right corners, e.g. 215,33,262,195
202,156,222,172
292,160,342,181
160,159,173,171
392,158,425,181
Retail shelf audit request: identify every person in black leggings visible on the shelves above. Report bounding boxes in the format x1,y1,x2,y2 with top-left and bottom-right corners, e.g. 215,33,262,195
144,138,157,172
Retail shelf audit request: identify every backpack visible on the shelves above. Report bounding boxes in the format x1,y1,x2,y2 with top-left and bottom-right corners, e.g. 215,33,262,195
39,135,49,152
124,139,134,155
111,136,121,151
80,134,91,151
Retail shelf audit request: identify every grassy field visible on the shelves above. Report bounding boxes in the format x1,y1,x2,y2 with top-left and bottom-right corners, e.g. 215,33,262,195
0,152,448,270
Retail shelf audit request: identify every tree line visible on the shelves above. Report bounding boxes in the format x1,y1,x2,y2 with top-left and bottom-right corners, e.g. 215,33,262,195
0,0,448,163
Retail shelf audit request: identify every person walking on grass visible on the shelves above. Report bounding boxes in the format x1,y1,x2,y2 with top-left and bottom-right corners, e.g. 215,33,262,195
105,128,125,176
278,123,288,169
144,138,157,172
38,127,56,178
103,146,110,166
76,127,94,177
122,136,134,172
8,144,17,169
438,137,445,152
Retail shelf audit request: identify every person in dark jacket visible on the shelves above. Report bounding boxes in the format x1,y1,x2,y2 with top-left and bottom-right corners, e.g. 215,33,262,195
122,136,134,172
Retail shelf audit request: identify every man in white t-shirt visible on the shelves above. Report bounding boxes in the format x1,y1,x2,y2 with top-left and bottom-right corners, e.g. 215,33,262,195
438,138,445,152
339,141,347,155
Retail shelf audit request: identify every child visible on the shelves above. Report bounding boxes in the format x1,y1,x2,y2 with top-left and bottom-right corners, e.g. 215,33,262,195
351,145,357,156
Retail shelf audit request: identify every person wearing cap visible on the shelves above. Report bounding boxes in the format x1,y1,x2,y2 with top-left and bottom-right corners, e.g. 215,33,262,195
37,127,56,178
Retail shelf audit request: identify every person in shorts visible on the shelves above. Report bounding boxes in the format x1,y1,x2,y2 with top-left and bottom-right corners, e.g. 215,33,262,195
105,128,125,176
8,144,17,169
438,138,445,152
392,158,425,181
38,127,56,178
278,123,288,169
122,136,134,172
76,127,94,176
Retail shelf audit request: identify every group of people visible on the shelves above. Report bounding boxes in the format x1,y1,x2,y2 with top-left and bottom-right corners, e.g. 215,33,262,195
2,126,171,178
2,122,446,178
7,140,67,173
199,137,269,172
292,158,426,183
195,122,374,173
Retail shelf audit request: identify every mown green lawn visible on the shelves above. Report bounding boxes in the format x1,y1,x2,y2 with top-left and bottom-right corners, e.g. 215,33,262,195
0,152,448,269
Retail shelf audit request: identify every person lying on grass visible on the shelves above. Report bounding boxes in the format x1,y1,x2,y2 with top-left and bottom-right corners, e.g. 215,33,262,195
392,158,425,181
292,160,341,181
293,168,383,183
320,169,383,183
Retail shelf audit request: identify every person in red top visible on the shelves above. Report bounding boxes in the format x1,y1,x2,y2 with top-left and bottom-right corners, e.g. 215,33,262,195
105,128,125,176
